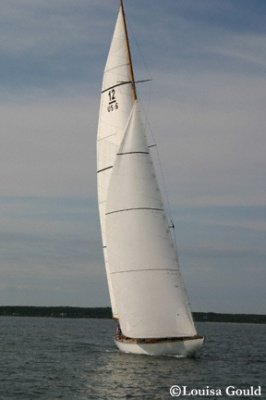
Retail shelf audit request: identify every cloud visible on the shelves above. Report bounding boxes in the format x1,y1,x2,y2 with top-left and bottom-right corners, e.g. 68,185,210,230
207,33,266,70
0,196,107,306
0,0,116,92
0,95,97,197
145,70,266,208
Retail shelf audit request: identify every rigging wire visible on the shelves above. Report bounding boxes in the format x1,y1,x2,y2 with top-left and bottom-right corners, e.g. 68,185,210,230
128,22,180,258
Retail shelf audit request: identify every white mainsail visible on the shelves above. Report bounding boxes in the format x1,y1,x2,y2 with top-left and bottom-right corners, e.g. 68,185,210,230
97,6,134,317
97,2,202,353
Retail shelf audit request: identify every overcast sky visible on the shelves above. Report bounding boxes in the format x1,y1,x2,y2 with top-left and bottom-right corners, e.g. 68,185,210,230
0,0,265,314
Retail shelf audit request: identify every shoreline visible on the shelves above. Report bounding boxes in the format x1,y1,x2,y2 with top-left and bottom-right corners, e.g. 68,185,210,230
0,306,265,324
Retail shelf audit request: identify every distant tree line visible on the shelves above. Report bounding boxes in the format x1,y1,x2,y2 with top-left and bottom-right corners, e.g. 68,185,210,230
0,306,265,324
193,312,266,324
0,306,112,319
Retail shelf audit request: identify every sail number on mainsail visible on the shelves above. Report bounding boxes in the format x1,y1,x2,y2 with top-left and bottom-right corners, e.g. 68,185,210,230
107,89,119,112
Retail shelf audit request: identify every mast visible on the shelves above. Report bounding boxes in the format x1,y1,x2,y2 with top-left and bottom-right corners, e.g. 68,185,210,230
120,0,137,100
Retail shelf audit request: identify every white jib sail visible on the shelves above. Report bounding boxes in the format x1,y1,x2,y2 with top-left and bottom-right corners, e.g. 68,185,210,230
106,102,197,338
97,6,134,317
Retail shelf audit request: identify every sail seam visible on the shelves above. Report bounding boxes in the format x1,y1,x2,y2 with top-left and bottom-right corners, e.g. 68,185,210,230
106,207,163,215
101,80,132,93
97,165,113,173
104,63,130,74
117,151,149,155
111,268,178,274
102,79,152,94
97,133,116,141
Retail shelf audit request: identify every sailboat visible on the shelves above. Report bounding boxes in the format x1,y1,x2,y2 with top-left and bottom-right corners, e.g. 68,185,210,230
97,0,204,357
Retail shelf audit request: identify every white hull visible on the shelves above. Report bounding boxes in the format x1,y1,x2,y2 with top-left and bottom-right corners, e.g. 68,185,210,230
115,336,204,358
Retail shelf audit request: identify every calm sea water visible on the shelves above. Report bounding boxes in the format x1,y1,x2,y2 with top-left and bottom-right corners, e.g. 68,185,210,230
0,317,265,399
